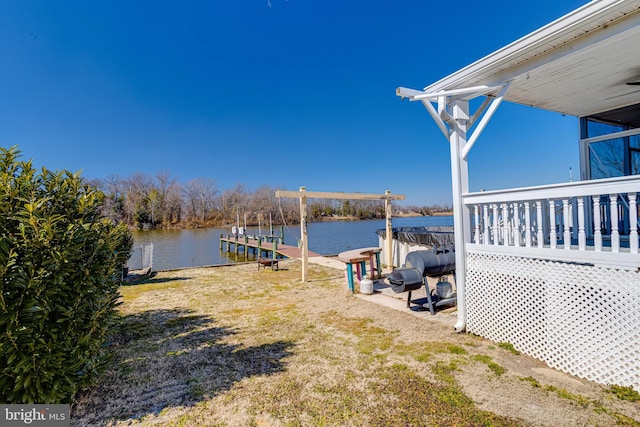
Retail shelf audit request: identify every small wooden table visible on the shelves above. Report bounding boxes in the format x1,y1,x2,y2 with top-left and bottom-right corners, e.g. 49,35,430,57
338,247,382,292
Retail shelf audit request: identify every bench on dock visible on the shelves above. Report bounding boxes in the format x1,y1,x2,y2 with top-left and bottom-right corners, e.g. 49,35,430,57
338,247,382,292
258,257,279,271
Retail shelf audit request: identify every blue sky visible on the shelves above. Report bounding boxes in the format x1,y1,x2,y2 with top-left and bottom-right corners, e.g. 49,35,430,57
1,0,588,206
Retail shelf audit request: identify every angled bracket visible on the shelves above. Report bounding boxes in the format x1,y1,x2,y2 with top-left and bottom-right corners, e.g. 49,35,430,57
397,82,511,158
461,81,511,160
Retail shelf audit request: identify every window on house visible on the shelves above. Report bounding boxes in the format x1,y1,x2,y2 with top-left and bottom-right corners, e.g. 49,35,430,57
631,135,640,175
581,103,640,180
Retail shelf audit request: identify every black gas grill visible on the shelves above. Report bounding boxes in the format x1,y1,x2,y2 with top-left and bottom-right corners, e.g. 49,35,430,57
386,245,457,315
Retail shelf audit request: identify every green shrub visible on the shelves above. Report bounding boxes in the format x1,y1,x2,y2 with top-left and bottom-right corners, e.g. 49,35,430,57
0,146,133,403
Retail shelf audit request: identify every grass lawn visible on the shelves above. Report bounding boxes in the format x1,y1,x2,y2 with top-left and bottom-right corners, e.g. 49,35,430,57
71,260,640,426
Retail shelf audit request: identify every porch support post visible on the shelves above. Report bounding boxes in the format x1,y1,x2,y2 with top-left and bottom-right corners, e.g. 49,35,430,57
449,99,470,333
397,85,507,333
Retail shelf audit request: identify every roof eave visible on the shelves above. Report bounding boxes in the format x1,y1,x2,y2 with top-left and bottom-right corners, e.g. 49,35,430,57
423,0,638,95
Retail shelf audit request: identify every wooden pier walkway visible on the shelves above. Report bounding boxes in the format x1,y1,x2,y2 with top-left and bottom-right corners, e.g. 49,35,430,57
219,234,320,259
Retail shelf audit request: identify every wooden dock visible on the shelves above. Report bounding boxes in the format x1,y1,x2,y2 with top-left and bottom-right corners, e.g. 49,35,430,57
219,234,320,259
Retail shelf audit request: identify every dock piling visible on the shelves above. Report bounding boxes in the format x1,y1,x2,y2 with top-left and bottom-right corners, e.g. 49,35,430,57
219,233,310,259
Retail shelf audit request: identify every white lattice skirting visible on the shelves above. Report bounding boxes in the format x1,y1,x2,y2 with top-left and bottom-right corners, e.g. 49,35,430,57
466,250,640,390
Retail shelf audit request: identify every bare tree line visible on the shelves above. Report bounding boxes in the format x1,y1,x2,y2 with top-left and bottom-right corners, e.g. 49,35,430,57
90,172,447,230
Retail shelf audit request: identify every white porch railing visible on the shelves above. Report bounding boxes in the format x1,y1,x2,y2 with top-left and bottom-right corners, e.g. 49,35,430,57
463,175,640,270
461,175,640,389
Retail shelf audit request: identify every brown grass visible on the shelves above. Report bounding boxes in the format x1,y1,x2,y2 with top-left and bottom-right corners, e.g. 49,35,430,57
71,260,640,426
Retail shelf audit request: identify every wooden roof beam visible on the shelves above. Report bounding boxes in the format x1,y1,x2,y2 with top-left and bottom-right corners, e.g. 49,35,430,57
275,189,405,201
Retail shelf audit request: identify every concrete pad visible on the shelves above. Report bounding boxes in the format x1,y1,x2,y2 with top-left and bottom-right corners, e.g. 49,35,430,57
308,255,458,328
308,256,344,270
354,278,458,328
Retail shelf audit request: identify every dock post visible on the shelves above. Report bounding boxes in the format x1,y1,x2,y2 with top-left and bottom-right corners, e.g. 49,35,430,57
219,234,223,250
273,241,277,259
234,234,239,255
280,226,284,245
243,234,248,259
257,239,261,258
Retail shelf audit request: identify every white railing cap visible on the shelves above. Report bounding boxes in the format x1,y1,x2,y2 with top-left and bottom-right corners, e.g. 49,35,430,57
464,175,640,204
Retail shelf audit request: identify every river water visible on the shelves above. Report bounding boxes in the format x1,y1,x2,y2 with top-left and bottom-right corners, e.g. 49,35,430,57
130,216,453,271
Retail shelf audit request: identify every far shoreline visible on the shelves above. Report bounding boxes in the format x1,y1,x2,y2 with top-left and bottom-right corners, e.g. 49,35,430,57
132,212,454,231
313,211,452,222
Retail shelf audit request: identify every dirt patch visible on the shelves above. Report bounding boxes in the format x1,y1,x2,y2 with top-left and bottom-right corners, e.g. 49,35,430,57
71,261,640,426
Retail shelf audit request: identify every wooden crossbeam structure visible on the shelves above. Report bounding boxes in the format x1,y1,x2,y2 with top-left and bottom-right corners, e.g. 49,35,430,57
275,187,405,282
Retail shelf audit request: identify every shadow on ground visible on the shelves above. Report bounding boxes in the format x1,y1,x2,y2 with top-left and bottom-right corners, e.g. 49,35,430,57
71,308,295,426
122,275,192,286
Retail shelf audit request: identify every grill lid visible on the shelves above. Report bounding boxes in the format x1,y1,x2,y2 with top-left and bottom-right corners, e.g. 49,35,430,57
387,268,423,293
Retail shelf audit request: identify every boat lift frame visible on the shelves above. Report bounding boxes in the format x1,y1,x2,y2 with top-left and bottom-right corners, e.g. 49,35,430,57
275,187,405,283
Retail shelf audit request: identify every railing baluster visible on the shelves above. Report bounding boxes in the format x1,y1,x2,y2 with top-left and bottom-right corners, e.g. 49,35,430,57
577,196,586,251
610,193,620,252
570,198,577,241
491,203,500,245
593,196,602,251
524,201,532,247
502,203,510,246
483,204,490,245
563,198,571,249
630,193,638,253
514,202,521,246
473,204,480,244
602,199,609,234
536,201,544,248
549,199,557,249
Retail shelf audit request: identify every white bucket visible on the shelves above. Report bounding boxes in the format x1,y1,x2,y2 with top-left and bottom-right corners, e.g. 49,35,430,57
359,277,374,295
436,280,453,299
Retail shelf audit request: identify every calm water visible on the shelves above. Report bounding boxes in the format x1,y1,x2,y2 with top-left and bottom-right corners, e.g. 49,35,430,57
130,216,453,271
